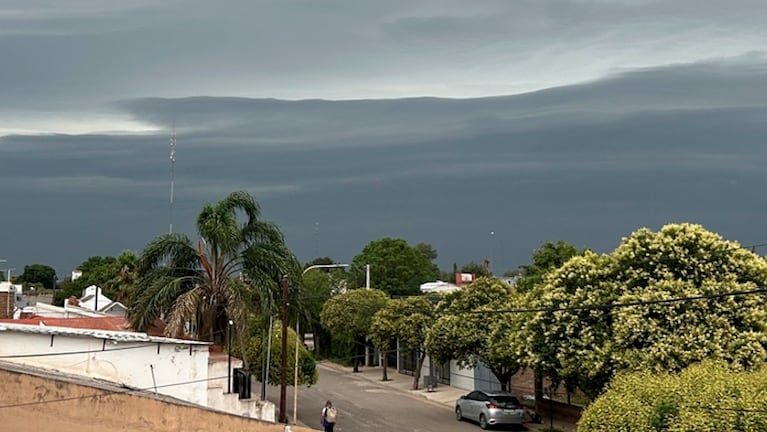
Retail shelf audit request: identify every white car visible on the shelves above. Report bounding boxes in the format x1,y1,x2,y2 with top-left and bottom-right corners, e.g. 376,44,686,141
455,390,526,429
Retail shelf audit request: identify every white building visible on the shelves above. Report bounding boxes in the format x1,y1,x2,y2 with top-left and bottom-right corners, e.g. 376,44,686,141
77,285,128,316
0,321,274,421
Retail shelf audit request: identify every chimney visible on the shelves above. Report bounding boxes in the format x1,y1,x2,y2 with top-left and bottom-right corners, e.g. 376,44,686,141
0,285,16,319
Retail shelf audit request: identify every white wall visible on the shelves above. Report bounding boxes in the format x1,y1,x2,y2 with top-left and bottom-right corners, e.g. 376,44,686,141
450,361,475,391
0,331,209,405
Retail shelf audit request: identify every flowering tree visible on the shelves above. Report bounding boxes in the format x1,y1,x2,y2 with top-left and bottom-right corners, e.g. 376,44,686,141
320,288,389,372
578,361,767,431
371,296,434,388
507,223,767,398
426,278,523,391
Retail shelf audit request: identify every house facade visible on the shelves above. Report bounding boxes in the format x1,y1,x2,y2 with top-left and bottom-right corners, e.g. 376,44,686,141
0,321,274,420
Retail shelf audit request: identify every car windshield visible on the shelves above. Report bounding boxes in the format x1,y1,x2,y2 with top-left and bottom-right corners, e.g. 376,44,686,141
490,396,521,408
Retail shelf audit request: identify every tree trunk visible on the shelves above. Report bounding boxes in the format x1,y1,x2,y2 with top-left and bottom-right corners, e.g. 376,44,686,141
412,350,427,390
381,349,389,381
491,366,514,392
534,369,544,401
353,341,360,373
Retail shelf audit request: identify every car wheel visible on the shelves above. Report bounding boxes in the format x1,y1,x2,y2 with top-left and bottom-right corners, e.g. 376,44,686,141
455,406,463,421
479,413,488,430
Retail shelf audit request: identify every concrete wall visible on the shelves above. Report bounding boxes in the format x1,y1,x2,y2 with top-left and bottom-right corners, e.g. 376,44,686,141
0,365,316,432
207,354,276,421
0,331,209,405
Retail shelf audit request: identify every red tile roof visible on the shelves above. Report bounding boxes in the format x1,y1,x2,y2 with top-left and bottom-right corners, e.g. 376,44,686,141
0,316,130,331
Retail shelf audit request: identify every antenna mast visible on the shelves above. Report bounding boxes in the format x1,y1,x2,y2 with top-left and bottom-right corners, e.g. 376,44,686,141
169,122,176,234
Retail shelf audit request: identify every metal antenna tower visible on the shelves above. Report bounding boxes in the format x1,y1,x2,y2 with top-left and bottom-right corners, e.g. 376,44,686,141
169,122,176,234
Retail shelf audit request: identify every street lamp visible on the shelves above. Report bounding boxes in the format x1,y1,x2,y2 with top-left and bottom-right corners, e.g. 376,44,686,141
227,319,234,394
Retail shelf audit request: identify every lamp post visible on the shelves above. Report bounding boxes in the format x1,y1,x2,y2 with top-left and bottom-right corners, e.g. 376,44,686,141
290,263,349,424
227,319,233,394
279,275,289,424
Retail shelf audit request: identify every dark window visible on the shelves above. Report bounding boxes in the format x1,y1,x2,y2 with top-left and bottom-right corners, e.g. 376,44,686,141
490,396,521,408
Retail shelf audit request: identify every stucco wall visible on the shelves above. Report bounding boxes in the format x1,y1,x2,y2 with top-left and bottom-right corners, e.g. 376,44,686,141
0,365,317,432
0,331,209,405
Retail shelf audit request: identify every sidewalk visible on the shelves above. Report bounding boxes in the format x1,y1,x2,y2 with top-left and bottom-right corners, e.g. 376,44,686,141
318,361,576,432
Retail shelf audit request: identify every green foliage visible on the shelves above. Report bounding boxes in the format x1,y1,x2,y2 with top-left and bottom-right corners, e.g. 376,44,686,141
414,242,438,261
53,252,139,306
320,288,389,342
517,223,767,398
18,264,57,290
242,320,317,386
370,296,434,354
349,238,439,296
516,241,580,293
296,265,346,358
130,191,299,343
577,361,767,432
426,277,522,390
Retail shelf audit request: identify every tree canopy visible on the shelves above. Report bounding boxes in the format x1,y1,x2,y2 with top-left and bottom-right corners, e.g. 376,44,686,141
348,238,439,296
515,240,580,293
370,296,434,387
509,223,767,398
19,264,57,290
426,277,522,391
243,320,317,387
578,361,767,432
321,288,388,371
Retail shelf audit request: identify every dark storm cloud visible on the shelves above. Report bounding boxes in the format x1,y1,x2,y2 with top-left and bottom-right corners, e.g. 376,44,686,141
2,58,767,274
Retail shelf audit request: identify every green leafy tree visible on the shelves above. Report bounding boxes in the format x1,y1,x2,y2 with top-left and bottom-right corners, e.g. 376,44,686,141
243,320,317,387
53,255,131,306
129,191,299,344
19,264,57,290
414,242,438,261
320,288,389,372
578,361,767,432
297,263,347,356
348,238,439,296
516,241,580,293
369,300,398,381
514,223,767,398
101,251,139,306
394,296,435,390
426,277,522,391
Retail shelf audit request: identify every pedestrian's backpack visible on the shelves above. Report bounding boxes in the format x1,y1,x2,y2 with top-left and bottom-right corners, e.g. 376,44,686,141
326,407,337,423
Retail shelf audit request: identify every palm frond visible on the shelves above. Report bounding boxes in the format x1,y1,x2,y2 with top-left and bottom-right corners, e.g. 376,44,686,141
165,287,203,338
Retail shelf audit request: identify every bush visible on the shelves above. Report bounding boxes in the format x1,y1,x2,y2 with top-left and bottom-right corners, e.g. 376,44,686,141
577,361,767,431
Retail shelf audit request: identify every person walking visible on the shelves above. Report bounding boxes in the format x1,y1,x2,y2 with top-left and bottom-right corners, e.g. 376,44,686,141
321,400,337,432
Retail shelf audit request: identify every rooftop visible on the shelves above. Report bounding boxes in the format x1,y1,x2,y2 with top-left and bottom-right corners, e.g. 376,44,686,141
0,321,209,346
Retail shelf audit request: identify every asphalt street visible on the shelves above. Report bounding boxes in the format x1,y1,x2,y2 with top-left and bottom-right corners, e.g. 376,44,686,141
266,363,505,432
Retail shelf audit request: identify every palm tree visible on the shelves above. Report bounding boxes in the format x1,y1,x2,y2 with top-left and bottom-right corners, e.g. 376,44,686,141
129,191,298,344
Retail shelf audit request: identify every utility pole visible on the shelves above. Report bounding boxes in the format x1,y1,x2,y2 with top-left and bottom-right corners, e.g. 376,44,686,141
279,275,289,423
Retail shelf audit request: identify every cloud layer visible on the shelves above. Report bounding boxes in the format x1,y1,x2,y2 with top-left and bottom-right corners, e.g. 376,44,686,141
3,55,767,274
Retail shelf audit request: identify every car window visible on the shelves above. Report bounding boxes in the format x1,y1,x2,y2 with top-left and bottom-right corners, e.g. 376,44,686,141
490,396,521,408
467,391,482,400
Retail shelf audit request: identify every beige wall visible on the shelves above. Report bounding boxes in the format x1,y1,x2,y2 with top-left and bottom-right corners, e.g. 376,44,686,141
0,367,316,432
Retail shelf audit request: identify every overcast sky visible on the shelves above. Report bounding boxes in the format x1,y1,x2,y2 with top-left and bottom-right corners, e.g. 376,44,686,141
2,0,767,278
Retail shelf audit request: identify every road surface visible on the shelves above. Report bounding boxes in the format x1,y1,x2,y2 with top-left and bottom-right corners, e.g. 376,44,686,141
267,363,524,432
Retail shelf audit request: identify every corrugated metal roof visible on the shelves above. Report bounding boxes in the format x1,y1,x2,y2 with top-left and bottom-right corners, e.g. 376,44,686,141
0,322,210,345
